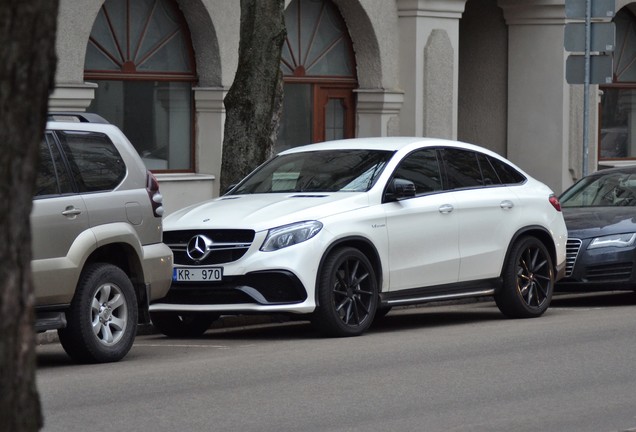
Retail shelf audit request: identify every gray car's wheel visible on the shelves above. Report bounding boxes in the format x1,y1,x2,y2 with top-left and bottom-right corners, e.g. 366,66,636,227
58,263,137,363
312,247,378,337
495,236,554,318
150,312,219,338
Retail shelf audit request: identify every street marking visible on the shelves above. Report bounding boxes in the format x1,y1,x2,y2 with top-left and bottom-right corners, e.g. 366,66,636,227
136,343,257,349
136,343,230,349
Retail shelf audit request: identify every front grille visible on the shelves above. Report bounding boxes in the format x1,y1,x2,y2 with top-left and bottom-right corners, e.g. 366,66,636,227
163,229,255,265
565,238,582,277
586,263,633,282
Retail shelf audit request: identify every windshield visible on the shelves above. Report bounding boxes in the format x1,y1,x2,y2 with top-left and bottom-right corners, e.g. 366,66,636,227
560,171,636,207
230,149,394,194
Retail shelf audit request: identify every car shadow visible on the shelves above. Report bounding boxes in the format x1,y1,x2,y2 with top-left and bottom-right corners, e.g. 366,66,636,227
551,290,636,308
36,349,81,368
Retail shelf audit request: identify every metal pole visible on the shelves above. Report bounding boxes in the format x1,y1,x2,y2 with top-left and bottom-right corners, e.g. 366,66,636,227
583,0,591,177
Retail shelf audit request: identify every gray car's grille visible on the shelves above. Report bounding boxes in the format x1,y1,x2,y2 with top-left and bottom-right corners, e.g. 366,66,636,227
565,238,582,277
163,230,255,265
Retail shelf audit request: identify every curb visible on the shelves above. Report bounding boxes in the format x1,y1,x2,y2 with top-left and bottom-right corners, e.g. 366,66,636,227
36,314,287,345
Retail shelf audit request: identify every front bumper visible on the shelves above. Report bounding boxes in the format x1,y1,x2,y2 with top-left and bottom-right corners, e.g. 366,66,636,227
556,237,636,291
151,270,308,310
150,230,322,314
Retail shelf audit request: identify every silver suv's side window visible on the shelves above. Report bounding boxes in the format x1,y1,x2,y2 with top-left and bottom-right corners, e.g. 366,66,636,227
56,131,126,192
35,134,73,197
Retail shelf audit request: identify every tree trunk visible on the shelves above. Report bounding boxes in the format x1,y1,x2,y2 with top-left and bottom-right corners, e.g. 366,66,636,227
220,0,286,193
0,1,58,431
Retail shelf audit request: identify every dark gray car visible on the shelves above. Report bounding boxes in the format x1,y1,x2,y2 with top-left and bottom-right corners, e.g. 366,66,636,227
557,165,636,292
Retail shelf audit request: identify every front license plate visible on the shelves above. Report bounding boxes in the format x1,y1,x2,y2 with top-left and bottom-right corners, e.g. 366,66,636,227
173,267,223,282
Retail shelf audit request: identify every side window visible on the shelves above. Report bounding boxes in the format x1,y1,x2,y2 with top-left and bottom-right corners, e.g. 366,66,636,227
56,131,126,192
442,148,483,189
35,134,73,197
488,156,526,185
392,149,442,195
477,153,501,186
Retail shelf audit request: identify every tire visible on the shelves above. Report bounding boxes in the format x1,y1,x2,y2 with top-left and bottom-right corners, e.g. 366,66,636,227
495,236,554,318
312,247,378,337
150,312,219,338
58,263,138,363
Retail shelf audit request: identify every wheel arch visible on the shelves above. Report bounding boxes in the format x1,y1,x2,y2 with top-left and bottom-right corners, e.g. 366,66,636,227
82,242,147,321
314,236,383,306
500,226,558,281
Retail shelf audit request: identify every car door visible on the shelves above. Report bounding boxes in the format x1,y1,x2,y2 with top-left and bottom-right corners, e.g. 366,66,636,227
31,133,90,305
383,148,460,291
54,130,130,228
441,148,519,282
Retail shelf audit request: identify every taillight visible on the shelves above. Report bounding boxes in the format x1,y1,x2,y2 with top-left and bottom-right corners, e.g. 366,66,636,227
146,171,164,217
549,194,562,212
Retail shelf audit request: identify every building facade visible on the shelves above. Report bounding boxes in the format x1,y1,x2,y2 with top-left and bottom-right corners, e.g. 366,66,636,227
51,0,635,214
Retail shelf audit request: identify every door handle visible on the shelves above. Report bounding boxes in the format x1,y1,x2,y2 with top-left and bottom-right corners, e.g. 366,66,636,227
61,206,82,218
500,200,514,210
438,204,454,214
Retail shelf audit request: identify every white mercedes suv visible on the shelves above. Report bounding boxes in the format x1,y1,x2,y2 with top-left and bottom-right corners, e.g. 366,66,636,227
150,137,567,337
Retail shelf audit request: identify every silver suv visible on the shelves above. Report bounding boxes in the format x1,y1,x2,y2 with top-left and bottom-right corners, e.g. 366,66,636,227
33,113,173,363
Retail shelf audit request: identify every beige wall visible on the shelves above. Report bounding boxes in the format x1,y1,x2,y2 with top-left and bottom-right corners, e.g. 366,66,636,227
51,0,597,210
458,0,508,156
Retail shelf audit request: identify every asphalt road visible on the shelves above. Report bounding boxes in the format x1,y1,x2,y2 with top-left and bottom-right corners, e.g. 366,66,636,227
36,292,636,432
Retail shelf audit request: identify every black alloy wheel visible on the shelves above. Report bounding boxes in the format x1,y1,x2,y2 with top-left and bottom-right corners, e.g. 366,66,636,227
313,247,378,337
495,236,554,318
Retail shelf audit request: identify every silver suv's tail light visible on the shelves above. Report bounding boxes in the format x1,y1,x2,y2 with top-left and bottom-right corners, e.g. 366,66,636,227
146,171,164,217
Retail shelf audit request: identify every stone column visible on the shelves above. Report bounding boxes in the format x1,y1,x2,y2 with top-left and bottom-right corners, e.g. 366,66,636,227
48,83,97,112
396,0,466,139
499,0,572,193
355,89,404,137
193,87,227,197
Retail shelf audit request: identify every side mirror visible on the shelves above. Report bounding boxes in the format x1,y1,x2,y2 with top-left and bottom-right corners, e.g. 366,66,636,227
385,178,416,202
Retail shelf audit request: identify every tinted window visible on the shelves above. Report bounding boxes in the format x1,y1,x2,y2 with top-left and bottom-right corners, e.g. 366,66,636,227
477,153,500,186
392,149,442,195
57,131,126,192
489,156,526,185
442,148,483,189
232,150,393,194
35,135,73,197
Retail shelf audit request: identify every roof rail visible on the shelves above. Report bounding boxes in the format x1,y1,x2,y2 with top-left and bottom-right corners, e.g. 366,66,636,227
47,112,110,124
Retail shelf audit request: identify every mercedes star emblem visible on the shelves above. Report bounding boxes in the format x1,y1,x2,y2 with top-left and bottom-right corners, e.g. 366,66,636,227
186,234,213,261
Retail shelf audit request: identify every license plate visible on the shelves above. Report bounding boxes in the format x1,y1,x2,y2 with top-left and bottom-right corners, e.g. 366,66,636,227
172,267,223,282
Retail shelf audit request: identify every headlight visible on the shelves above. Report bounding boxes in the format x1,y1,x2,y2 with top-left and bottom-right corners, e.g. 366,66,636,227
588,233,636,249
260,221,323,252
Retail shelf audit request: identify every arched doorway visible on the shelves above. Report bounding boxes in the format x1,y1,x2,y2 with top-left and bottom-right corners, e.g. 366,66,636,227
84,0,197,171
278,0,357,152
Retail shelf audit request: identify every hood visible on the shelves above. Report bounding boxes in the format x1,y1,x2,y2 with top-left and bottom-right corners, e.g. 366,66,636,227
563,206,636,238
164,192,370,232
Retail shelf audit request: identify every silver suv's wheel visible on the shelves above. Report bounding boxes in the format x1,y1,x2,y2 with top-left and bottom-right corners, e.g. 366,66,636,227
495,236,554,318
58,263,137,363
312,247,378,337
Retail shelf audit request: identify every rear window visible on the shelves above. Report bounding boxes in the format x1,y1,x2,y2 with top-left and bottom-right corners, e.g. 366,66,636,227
56,131,126,192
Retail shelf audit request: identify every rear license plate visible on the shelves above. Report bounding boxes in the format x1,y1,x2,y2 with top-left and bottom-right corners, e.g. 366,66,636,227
172,267,223,282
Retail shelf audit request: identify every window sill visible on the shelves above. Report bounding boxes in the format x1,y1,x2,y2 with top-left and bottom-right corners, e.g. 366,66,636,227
155,173,216,182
